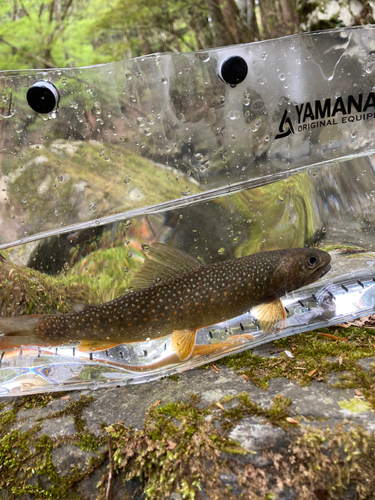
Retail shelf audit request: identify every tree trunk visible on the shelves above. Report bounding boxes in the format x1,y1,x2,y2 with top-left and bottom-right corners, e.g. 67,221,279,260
249,0,260,41
279,0,298,29
205,0,235,47
221,0,253,43
257,0,271,39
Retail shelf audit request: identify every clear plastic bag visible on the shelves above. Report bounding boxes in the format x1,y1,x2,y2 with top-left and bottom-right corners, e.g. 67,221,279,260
1,26,375,395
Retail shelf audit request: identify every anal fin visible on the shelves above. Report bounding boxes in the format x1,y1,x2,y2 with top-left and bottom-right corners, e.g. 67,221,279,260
0,334,53,350
252,297,286,334
192,334,254,357
171,329,197,361
77,340,124,352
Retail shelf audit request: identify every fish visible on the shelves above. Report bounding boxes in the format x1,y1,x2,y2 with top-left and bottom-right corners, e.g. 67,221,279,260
0,243,331,361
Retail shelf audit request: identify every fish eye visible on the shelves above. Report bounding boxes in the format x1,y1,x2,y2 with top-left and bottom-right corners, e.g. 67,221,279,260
306,254,319,268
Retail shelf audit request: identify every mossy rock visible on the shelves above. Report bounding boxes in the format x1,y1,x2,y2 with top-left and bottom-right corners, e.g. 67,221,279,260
0,326,374,499
0,257,96,316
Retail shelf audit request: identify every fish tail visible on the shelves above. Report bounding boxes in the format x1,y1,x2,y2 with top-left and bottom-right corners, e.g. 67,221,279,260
0,315,46,349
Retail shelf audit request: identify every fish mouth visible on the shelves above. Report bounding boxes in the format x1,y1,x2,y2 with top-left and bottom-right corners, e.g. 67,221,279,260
304,263,331,286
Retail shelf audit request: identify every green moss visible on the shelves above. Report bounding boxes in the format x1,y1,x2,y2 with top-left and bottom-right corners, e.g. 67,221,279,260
75,432,105,453
321,244,364,252
214,328,375,407
67,240,145,302
338,398,372,413
219,392,292,432
0,382,374,499
49,395,94,433
0,258,96,317
102,394,246,500
21,393,67,410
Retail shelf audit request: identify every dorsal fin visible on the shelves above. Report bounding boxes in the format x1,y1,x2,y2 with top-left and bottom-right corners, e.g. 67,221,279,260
129,243,201,291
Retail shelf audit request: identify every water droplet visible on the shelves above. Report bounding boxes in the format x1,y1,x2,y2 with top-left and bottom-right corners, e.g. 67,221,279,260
93,101,101,114
228,110,241,120
279,73,286,81
69,101,78,109
218,247,225,254
57,174,64,182
142,243,150,253
261,52,267,61
85,85,92,93
120,136,126,142
251,119,262,132
144,127,152,136
21,198,27,204
130,95,137,103
147,114,156,125
176,113,186,123
124,177,131,184
351,130,357,139
182,188,191,196
64,262,69,270
196,52,210,62
161,77,168,84
136,117,145,127
125,220,132,227
125,72,132,80
123,266,129,272
89,202,97,212
10,214,15,219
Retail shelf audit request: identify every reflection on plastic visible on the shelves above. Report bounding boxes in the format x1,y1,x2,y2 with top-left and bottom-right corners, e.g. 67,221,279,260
1,27,375,248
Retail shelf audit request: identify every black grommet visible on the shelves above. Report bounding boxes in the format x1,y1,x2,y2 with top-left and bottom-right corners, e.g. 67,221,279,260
218,56,248,86
26,81,60,113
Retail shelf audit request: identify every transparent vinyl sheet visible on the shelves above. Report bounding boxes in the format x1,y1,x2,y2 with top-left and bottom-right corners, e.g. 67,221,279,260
1,27,375,394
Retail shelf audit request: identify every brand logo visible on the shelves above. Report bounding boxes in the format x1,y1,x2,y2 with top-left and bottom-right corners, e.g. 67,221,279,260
274,92,375,140
275,109,294,139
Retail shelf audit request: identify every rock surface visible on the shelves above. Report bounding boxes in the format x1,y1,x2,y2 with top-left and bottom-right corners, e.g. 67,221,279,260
0,335,374,500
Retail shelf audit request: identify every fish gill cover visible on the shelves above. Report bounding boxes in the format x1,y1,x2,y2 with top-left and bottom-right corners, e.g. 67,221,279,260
0,26,375,394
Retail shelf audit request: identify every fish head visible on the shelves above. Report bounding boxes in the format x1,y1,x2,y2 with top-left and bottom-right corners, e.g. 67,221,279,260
270,248,331,294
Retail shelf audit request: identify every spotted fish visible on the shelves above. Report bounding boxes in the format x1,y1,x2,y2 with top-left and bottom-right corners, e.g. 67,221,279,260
0,244,331,360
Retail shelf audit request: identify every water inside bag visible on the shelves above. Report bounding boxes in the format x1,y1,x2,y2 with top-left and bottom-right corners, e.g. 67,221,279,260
1,26,375,395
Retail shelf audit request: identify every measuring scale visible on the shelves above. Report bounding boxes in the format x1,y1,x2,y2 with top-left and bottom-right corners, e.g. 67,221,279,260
1,26,375,395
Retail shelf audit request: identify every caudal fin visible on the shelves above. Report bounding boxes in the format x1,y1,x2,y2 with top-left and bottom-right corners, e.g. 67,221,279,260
0,315,44,349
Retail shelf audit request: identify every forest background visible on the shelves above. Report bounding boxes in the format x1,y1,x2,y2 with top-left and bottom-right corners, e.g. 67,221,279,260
0,0,374,71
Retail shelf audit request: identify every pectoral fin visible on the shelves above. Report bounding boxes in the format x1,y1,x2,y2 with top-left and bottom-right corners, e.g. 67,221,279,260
171,329,197,361
252,297,286,334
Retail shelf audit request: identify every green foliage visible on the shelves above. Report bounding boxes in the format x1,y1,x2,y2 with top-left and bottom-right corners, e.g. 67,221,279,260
4,0,368,71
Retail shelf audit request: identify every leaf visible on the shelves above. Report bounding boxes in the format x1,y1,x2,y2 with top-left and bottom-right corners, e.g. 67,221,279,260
286,417,299,425
167,440,177,450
